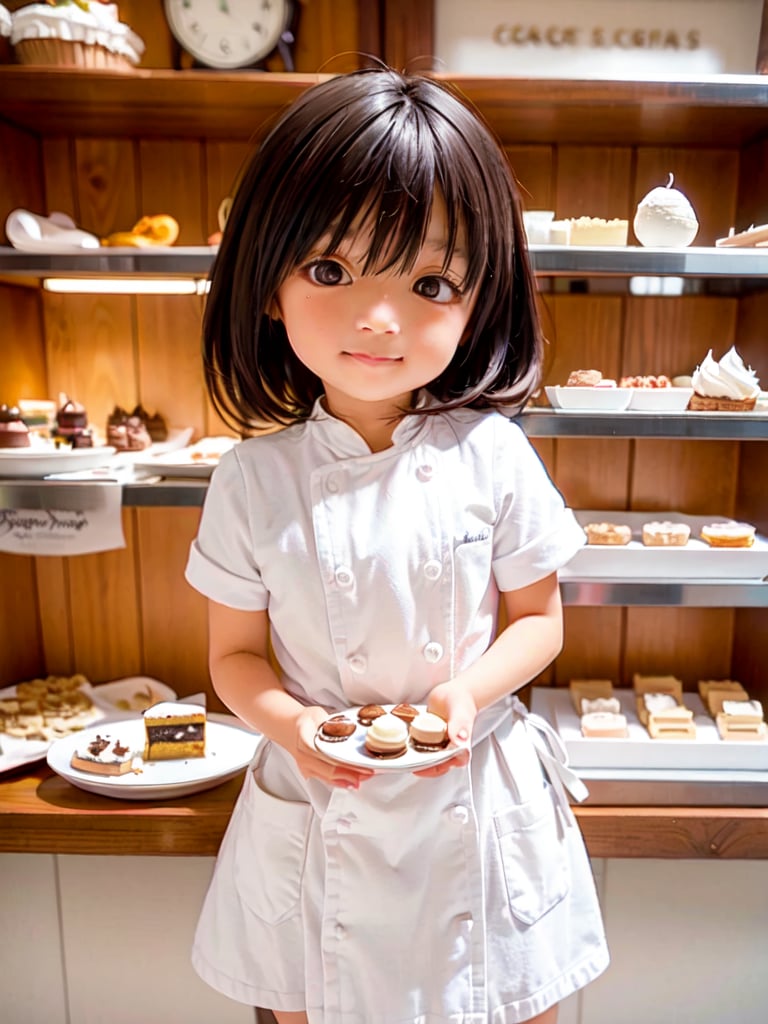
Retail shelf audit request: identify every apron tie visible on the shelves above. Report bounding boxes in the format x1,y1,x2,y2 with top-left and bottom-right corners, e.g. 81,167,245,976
511,697,590,812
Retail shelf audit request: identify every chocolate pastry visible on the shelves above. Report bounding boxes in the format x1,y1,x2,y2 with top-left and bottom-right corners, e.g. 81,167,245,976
0,404,31,448
106,405,152,451
391,703,418,725
132,403,168,442
357,704,386,726
318,714,356,742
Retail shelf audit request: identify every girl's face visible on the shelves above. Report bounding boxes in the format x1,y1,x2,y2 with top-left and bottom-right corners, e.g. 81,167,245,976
274,198,477,446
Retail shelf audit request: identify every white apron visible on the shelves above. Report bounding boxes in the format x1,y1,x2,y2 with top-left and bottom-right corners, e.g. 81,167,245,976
186,405,610,1020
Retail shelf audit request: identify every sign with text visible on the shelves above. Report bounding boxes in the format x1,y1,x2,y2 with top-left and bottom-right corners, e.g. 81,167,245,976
435,0,763,78
0,482,125,556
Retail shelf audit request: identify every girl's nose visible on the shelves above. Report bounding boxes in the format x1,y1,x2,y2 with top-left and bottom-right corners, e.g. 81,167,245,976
355,298,400,335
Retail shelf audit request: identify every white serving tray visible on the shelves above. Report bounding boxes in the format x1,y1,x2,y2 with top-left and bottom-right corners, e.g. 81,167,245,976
530,687,768,772
562,510,768,580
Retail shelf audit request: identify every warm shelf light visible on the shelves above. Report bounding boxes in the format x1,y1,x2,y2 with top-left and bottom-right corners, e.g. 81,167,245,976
42,277,210,295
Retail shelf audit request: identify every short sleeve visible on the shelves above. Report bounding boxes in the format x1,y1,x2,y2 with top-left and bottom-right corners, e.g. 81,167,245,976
184,449,269,610
490,418,585,591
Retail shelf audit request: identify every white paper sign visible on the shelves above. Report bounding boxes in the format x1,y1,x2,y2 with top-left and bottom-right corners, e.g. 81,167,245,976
0,482,125,556
435,0,763,78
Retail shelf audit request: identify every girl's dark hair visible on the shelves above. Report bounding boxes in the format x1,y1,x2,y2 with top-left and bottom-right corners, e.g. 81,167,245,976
204,67,542,431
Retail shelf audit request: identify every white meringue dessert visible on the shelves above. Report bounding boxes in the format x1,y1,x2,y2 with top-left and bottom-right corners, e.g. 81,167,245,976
633,173,699,248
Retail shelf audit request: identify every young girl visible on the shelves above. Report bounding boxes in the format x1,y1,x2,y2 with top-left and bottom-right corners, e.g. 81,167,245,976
186,68,609,1024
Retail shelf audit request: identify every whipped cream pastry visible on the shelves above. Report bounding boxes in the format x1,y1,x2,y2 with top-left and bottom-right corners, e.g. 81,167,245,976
692,347,760,400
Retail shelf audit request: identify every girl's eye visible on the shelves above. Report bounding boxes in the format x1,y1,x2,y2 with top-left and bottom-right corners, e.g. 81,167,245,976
414,276,460,304
306,260,351,286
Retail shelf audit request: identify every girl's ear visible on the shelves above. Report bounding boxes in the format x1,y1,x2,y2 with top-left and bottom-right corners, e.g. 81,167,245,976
267,297,282,321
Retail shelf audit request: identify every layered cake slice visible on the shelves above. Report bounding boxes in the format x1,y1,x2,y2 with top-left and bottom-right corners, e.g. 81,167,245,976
143,701,206,761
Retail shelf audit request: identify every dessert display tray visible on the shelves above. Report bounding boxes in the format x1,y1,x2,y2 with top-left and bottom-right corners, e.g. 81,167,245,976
0,446,116,478
531,688,768,772
562,511,768,580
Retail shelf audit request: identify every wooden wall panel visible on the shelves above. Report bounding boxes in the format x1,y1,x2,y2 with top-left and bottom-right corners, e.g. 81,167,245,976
631,440,739,516
735,289,768,382
135,295,208,440
33,557,73,675
204,140,253,241
555,147,633,219
736,136,768,231
623,295,738,382
65,511,142,683
0,285,46,402
624,608,735,690
42,294,136,436
505,145,554,211
0,555,43,686
633,148,739,246
558,607,624,685
554,438,631,511
544,294,625,384
138,140,204,245
135,508,215,703
0,120,43,225
74,139,139,237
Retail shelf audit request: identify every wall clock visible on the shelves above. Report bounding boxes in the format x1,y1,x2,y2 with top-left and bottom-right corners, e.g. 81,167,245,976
164,0,298,71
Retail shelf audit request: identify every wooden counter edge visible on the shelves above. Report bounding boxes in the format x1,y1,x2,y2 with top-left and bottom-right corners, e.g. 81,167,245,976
2,767,767,858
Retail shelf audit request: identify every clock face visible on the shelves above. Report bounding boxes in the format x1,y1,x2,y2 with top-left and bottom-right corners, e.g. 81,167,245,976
164,0,291,70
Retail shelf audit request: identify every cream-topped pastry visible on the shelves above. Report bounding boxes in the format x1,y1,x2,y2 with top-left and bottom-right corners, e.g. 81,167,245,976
364,713,408,758
409,712,449,751
689,347,760,410
11,2,145,69
71,733,138,776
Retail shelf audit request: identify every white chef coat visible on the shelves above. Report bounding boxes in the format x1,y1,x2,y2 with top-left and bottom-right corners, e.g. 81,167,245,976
185,400,609,1024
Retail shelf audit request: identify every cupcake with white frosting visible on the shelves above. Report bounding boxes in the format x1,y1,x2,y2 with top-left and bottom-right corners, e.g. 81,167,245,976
0,4,12,62
11,1,144,70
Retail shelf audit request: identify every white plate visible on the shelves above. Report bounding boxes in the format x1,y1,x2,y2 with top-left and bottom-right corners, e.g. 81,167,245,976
47,715,261,799
545,386,632,412
133,436,239,478
627,387,693,412
0,680,107,775
314,705,460,773
0,446,116,478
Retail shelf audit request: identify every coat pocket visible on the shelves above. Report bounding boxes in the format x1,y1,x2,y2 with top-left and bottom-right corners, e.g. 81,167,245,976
232,768,312,925
493,782,570,926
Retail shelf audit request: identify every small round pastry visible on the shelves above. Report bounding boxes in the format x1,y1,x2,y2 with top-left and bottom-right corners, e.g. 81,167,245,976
357,703,386,726
318,714,356,742
364,714,408,758
584,522,632,546
642,521,691,547
409,712,449,752
391,702,419,725
0,404,31,448
700,522,756,548
566,369,602,387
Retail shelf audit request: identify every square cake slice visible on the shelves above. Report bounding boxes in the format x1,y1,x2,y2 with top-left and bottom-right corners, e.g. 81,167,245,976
143,701,206,761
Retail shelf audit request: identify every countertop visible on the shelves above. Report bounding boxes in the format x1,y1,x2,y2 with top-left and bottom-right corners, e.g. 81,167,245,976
2,764,768,859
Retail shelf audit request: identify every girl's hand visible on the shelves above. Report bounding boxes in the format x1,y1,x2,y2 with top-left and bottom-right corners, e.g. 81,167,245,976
291,705,374,789
412,680,476,778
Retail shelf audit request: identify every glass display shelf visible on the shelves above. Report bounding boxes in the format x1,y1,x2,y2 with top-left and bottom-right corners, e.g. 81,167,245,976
3,244,768,282
520,410,768,439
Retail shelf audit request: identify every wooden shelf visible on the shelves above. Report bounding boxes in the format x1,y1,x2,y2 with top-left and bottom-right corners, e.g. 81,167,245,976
2,763,767,858
3,67,768,144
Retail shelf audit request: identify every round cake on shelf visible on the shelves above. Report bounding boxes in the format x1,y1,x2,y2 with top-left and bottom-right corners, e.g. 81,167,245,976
10,1,144,71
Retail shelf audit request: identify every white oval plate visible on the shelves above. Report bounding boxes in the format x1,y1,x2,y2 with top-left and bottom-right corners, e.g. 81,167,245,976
0,447,116,478
314,704,461,773
545,386,632,412
47,715,260,800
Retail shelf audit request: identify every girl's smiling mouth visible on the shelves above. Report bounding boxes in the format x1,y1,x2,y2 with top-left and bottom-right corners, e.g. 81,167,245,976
344,351,404,365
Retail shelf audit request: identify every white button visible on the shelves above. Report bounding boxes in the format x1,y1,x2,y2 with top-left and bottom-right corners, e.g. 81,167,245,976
424,559,442,580
423,641,443,663
450,804,470,824
348,655,367,674
335,566,353,586
416,464,434,482
326,474,340,493
334,923,346,939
